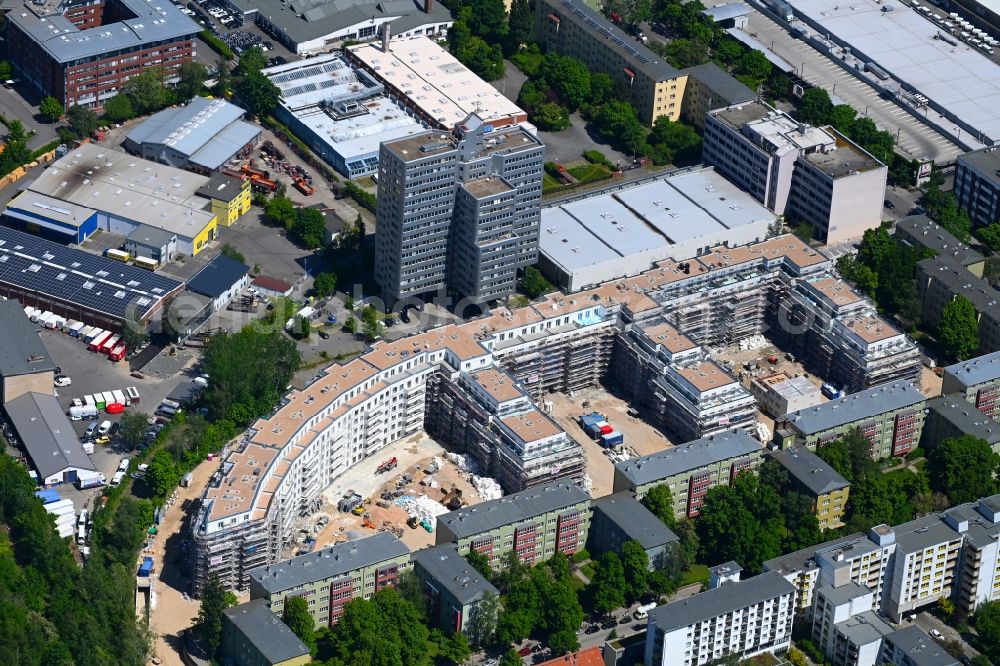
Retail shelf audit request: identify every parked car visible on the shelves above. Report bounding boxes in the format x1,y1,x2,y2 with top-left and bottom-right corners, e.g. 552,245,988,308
54,375,72,387
85,423,98,438
318,330,330,339
884,199,895,209
929,628,944,640
95,435,110,446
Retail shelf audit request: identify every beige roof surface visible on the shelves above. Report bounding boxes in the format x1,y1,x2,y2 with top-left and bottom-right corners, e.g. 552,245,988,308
675,361,738,393
501,409,563,443
808,277,864,308
469,368,526,403
843,314,901,344
640,321,697,354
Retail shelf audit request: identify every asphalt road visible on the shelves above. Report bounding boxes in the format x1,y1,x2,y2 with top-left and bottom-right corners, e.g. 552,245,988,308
744,11,964,164
912,612,982,662
0,86,60,151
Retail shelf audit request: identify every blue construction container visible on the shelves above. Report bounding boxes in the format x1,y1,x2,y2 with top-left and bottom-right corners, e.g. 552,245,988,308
138,556,153,577
600,431,624,448
34,489,61,504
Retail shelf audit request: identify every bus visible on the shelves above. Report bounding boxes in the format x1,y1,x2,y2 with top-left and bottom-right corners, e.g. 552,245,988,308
105,248,130,262
133,256,158,271
88,330,112,352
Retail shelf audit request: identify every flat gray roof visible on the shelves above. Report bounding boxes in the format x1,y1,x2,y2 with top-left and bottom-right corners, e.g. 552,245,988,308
0,301,57,378
919,257,1000,312
196,173,245,203
125,223,177,249
884,625,961,666
649,571,794,633
8,0,200,64
896,215,983,268
942,350,1000,389
835,610,893,646
223,600,310,664
784,381,925,435
412,544,498,605
892,513,962,554
764,532,865,576
615,431,762,488
437,480,590,540
125,98,260,170
6,392,95,480
769,447,850,495
958,147,1000,187
591,492,679,551
249,531,409,594
817,581,870,606
786,0,1000,143
927,395,1000,445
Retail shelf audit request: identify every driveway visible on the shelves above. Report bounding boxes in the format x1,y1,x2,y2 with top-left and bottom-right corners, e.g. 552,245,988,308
912,612,982,661
0,85,60,151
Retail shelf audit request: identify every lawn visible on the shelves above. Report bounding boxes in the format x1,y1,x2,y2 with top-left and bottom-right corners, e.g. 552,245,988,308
579,561,597,582
678,564,710,587
542,162,613,195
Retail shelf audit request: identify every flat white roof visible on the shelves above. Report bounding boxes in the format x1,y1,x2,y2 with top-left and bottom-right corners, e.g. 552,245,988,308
786,0,1000,142
348,36,525,129
540,167,775,276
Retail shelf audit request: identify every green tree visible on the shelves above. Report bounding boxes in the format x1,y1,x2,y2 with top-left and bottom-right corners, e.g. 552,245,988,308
176,61,208,101
663,38,710,69
214,57,233,97
938,295,980,360
594,99,648,155
590,72,615,105
927,435,1000,505
836,254,878,294
621,540,649,603
265,195,297,228
433,629,472,664
495,573,540,644
520,265,554,297
312,272,338,297
219,242,246,264
978,223,1000,253
647,115,702,165
145,449,180,498
0,60,12,81
39,96,64,122
467,0,508,44
236,70,281,117
973,601,1000,663
781,491,824,552
203,326,300,424
500,649,523,666
465,549,493,579
641,483,677,528
735,48,771,89
103,93,134,123
292,208,327,249
283,596,317,653
797,87,833,125
238,47,267,76
6,118,26,143
588,552,627,615
67,105,99,139
532,102,571,131
713,39,744,66
607,0,652,26
343,316,358,334
362,318,384,341
696,472,784,573
830,104,857,133
540,53,591,111
195,573,235,659
118,411,149,451
466,589,499,649
507,0,534,52
125,67,169,115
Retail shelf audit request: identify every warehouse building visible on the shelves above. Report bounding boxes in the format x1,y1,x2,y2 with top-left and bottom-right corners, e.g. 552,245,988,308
4,0,199,109
588,492,678,570
6,144,223,255
436,481,591,567
412,544,499,635
223,0,452,56
5,392,96,486
537,167,775,291
612,431,763,520
774,381,926,459
185,254,250,313
704,100,887,244
0,227,184,332
123,225,178,264
535,0,755,126
348,36,529,131
249,532,411,627
263,52,424,179
123,97,261,174
0,300,58,405
221,600,310,666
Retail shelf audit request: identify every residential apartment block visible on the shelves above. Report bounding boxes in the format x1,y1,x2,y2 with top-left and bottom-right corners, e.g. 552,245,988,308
881,626,960,666
375,116,543,306
954,146,1000,229
412,544,499,635
703,101,887,243
248,532,411,627
220,600,310,666
643,571,795,666
5,0,199,109
896,215,986,278
922,394,1000,455
774,276,922,393
774,381,927,459
769,447,850,530
534,0,754,126
942,351,1000,421
588,492,679,570
612,431,764,519
916,257,1000,354
435,481,591,566
611,320,757,441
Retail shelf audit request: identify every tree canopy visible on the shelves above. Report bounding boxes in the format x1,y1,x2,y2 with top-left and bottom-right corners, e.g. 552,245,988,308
927,435,1000,505
695,471,783,573
283,596,317,653
40,96,64,122
938,295,980,361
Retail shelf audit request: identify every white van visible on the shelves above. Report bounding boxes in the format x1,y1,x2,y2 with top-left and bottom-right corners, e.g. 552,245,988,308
634,602,658,620
97,420,112,435
118,458,130,473
110,471,125,487
76,510,89,544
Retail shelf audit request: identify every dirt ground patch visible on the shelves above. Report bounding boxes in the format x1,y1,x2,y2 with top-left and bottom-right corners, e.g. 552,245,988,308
544,388,674,497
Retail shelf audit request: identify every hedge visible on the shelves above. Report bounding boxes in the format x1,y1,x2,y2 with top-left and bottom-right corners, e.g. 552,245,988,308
341,180,377,212
200,30,235,60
